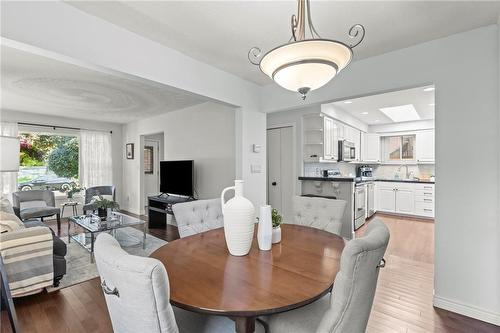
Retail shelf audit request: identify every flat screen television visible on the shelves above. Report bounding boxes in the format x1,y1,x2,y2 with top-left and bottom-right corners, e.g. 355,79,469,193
160,160,194,197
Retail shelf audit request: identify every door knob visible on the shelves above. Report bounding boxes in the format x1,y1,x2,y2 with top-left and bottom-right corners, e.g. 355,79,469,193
272,182,277,186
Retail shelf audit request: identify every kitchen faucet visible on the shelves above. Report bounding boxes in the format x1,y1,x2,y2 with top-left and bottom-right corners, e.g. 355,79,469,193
398,164,411,179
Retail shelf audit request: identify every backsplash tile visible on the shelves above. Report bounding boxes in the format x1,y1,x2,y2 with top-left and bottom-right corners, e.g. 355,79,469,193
372,164,435,180
304,162,357,177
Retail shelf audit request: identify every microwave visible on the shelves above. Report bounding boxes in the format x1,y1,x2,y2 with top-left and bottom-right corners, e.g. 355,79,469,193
338,140,356,162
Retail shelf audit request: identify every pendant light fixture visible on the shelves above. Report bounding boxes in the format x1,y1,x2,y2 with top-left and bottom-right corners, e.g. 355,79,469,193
248,0,365,100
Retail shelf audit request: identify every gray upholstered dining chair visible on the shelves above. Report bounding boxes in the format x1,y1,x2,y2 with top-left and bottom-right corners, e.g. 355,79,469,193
83,186,116,215
172,199,224,238
12,190,61,232
260,219,390,333
290,196,347,236
94,233,243,333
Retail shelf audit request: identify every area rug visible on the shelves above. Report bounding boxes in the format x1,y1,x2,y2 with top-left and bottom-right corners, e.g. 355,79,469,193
47,227,167,291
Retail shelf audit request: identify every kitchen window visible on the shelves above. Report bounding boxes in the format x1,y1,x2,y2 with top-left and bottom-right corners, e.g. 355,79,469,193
382,135,415,163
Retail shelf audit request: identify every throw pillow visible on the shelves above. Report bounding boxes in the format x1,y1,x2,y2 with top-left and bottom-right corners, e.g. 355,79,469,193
0,196,15,214
0,211,25,233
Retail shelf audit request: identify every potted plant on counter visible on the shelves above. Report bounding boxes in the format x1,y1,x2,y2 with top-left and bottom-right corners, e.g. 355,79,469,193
94,195,119,219
271,208,282,244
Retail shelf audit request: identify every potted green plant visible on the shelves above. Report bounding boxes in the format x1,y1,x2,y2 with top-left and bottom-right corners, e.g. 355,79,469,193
271,208,282,244
94,195,119,219
65,184,83,200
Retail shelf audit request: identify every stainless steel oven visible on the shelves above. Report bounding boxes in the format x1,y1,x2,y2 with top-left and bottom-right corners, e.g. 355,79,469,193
338,140,356,162
354,183,366,230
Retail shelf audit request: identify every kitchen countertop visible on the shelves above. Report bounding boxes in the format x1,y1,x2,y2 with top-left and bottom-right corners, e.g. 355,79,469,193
298,176,435,184
375,179,435,184
298,176,356,182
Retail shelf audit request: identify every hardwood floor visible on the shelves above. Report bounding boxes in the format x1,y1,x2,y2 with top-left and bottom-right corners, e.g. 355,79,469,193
2,214,499,332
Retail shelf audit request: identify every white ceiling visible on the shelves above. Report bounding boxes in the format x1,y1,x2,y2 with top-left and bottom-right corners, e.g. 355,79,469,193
1,46,208,123
67,1,500,85
327,85,435,125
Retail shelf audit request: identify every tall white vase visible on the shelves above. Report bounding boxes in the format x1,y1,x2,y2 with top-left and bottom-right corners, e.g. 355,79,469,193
221,180,255,256
257,205,272,251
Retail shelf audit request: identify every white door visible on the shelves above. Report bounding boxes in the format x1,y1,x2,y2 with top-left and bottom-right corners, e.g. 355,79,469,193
378,187,396,212
144,140,160,205
267,127,294,221
395,188,415,214
416,130,435,163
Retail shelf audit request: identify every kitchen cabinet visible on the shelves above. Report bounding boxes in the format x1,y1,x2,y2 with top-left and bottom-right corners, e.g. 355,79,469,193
343,124,361,162
395,187,415,214
377,185,396,212
376,182,434,218
302,114,339,162
323,116,336,161
361,133,380,162
416,130,435,163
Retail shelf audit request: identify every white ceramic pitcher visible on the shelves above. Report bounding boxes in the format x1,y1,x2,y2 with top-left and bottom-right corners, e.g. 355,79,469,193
221,180,255,256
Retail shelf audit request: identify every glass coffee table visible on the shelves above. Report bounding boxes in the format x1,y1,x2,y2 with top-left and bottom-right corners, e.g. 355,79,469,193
68,212,146,262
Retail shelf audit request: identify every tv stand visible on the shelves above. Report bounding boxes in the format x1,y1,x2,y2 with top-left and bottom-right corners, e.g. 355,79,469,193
148,195,195,228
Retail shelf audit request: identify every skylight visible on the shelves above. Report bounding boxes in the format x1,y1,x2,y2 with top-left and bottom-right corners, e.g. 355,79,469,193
379,104,420,122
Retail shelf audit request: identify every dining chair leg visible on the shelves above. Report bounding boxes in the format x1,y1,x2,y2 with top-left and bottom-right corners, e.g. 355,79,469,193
235,316,255,333
56,214,61,234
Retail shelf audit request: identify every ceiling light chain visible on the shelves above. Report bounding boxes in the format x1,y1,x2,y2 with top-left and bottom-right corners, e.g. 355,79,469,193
248,0,366,99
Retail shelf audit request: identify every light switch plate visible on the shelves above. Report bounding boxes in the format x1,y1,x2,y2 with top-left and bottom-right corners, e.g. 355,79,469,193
251,164,261,173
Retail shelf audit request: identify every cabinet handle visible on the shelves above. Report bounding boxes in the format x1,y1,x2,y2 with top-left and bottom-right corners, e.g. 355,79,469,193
424,199,432,202
424,186,433,189
424,192,432,195
424,209,433,212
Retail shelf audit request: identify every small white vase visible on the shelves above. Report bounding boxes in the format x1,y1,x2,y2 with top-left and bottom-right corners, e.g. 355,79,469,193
221,180,255,256
257,205,272,251
272,226,281,244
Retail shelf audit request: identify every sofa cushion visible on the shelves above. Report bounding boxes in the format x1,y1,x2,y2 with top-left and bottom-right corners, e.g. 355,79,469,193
20,206,60,220
0,211,25,233
52,234,67,257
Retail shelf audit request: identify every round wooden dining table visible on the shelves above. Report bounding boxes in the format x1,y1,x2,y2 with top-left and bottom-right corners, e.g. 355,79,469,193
150,224,345,333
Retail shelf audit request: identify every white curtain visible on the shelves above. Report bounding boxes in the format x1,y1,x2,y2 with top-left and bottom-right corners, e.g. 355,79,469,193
80,130,113,188
0,122,19,200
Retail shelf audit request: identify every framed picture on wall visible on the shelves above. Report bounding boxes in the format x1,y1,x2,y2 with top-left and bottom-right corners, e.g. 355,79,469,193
126,143,134,159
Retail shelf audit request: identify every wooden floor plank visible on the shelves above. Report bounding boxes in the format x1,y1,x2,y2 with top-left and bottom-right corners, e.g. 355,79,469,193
1,213,498,332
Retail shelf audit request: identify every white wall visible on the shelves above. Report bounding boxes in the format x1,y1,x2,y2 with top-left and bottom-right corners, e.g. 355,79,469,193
0,109,123,205
122,102,236,214
263,26,500,324
236,108,267,209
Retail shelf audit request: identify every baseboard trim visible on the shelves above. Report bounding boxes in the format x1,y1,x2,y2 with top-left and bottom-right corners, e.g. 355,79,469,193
433,295,500,326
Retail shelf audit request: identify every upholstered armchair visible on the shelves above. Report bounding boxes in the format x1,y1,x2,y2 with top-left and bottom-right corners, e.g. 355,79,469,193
260,219,390,333
1,196,66,289
172,199,223,238
94,233,240,333
291,196,347,236
83,186,116,214
12,190,61,232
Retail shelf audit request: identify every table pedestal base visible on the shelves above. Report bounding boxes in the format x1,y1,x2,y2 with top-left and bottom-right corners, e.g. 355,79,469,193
235,317,255,333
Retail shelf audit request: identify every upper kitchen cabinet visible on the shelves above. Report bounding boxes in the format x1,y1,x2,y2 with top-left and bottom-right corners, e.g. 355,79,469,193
361,133,381,163
416,130,435,163
302,114,338,162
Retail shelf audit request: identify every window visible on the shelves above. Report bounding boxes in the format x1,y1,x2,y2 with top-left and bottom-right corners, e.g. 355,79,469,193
18,133,79,194
382,135,415,162
144,146,154,174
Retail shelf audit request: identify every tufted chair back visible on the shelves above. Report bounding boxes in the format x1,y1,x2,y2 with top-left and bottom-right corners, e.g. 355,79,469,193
317,219,389,332
291,196,347,236
172,199,224,238
95,233,179,333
